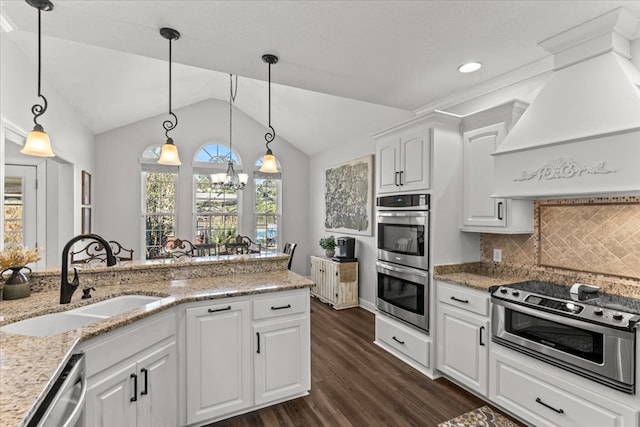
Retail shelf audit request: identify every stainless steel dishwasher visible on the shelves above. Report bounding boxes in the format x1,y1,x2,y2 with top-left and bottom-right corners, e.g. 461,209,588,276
27,353,86,427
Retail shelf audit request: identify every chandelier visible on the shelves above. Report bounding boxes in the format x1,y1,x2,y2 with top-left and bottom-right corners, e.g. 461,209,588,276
211,74,248,191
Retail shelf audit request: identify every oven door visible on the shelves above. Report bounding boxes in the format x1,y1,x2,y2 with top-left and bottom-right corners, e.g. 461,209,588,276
377,211,429,270
376,261,429,332
492,299,635,393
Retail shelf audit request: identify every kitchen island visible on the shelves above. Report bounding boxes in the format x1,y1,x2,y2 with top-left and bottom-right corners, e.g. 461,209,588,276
0,253,313,427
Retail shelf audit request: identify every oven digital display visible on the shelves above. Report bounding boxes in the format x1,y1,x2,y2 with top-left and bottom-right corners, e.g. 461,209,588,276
524,295,584,314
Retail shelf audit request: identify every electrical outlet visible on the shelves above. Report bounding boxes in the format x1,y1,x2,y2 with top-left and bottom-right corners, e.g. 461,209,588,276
493,248,502,263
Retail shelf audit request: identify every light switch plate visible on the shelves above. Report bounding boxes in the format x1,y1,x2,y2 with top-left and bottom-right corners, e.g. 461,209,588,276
493,248,502,263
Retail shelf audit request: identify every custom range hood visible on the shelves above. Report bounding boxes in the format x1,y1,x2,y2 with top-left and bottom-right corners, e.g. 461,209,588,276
493,8,640,198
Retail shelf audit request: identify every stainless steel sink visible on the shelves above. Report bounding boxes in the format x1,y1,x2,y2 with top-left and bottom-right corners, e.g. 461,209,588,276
0,295,163,336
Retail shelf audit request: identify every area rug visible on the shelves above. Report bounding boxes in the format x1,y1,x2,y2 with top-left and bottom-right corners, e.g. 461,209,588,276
438,405,523,427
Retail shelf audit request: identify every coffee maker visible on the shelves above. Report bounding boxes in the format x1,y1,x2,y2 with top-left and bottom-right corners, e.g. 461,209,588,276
333,237,356,262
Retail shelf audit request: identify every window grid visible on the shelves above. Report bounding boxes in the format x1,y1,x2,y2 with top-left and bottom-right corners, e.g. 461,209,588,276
254,178,280,252
143,171,177,259
194,174,239,246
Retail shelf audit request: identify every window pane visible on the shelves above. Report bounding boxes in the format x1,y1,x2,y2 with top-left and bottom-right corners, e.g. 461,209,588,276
255,178,279,251
4,177,24,245
143,171,177,259
194,174,239,249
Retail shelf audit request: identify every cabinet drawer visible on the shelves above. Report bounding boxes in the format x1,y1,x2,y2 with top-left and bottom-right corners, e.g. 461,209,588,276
376,314,429,367
253,291,308,320
438,281,489,316
492,352,636,427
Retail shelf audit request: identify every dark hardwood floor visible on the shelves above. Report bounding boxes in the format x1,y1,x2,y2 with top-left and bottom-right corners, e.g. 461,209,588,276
211,297,489,427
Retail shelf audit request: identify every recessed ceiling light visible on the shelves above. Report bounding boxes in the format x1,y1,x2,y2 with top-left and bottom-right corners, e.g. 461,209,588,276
458,62,482,73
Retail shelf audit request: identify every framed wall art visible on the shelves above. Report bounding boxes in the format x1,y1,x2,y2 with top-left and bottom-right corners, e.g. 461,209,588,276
81,207,92,234
324,155,373,236
82,170,92,206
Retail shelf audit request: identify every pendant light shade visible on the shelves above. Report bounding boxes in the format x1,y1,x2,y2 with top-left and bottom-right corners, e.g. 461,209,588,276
259,54,279,173
158,27,181,166
22,0,55,158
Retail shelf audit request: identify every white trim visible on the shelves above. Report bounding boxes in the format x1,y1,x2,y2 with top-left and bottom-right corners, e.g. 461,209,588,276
358,299,376,313
413,56,554,116
0,10,16,33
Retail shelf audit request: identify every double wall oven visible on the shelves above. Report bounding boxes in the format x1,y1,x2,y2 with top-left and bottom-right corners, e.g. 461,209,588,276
492,281,640,394
376,194,430,332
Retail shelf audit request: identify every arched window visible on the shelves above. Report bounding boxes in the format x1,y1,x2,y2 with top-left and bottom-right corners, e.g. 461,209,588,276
193,143,244,251
141,145,178,259
254,157,282,252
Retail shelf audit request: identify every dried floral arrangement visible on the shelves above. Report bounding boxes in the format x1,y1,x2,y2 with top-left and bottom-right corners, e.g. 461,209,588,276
0,245,42,271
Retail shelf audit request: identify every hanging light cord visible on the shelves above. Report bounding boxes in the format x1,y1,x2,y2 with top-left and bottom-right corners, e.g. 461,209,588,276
31,7,48,127
229,74,238,159
264,60,275,148
162,36,178,139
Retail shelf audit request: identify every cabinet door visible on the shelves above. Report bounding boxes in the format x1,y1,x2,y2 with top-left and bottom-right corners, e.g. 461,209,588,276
436,304,488,396
136,341,177,427
254,316,310,405
185,301,252,424
85,361,138,427
377,137,401,193
461,123,507,228
400,129,431,191
310,257,323,296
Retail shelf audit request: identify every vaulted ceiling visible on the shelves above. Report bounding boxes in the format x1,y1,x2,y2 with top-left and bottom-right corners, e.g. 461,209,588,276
2,1,640,155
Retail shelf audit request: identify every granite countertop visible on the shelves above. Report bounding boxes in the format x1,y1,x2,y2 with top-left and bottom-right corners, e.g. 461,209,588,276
0,259,313,427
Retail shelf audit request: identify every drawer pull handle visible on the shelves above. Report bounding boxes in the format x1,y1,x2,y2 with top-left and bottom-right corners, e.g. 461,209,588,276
535,397,564,414
140,368,148,396
479,326,485,346
208,306,232,313
256,332,261,354
130,373,138,402
392,336,405,345
450,296,469,304
271,304,292,310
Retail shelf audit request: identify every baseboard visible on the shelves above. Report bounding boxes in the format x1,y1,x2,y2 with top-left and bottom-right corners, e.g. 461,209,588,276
358,298,376,313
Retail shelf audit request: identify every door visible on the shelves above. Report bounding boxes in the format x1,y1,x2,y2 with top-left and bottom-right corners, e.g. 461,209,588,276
3,165,37,249
377,137,400,193
185,301,252,424
461,123,507,228
437,305,488,395
254,316,310,405
136,341,177,427
85,361,138,427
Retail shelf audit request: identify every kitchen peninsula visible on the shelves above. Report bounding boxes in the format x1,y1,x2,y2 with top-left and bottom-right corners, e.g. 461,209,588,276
0,253,313,427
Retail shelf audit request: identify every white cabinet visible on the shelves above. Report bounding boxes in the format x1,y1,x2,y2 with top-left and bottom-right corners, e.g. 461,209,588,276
436,280,489,396
82,312,178,427
374,312,431,375
490,346,638,427
182,289,311,424
310,256,358,309
460,101,533,233
375,123,432,194
185,300,252,425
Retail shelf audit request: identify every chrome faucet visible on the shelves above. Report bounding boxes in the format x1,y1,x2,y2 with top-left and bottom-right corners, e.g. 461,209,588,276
60,234,116,304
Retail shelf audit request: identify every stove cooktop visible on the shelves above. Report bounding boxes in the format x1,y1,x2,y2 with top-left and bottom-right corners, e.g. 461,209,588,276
492,280,640,329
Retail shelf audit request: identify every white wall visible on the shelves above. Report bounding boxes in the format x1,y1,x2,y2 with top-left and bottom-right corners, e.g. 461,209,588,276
94,98,311,274
0,36,95,266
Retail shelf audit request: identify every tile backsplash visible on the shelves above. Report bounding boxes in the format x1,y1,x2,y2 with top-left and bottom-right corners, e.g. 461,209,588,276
481,197,640,280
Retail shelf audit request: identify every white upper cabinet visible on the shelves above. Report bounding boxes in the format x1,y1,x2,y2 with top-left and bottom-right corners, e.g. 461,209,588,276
375,120,432,194
460,101,533,234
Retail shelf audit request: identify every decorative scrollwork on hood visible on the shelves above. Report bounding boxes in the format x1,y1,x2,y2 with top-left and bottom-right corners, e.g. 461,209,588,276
514,158,615,181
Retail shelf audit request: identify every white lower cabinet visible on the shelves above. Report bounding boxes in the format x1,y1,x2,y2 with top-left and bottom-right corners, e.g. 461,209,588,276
375,313,431,375
436,281,489,396
490,346,638,427
185,300,252,425
183,289,311,425
82,312,178,427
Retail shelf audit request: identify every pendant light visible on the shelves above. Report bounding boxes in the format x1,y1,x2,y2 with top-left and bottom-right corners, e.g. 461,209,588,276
211,74,249,191
259,54,279,173
157,27,181,166
22,0,55,158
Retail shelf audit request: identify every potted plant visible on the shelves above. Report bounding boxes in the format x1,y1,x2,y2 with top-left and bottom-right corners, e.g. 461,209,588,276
319,236,336,258
0,245,41,300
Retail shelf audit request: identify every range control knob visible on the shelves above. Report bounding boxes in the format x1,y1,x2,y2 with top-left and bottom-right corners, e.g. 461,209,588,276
512,291,520,297
612,312,624,321
500,288,508,294
593,308,604,316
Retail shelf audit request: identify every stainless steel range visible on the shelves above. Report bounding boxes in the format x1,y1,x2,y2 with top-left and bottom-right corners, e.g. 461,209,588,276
492,281,640,394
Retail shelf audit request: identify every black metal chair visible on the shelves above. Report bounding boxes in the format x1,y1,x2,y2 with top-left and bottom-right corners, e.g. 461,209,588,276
71,240,134,264
283,242,297,270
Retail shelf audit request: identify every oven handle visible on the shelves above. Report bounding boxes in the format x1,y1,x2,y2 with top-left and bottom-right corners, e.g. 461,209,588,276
377,211,429,218
376,261,429,279
492,297,633,336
